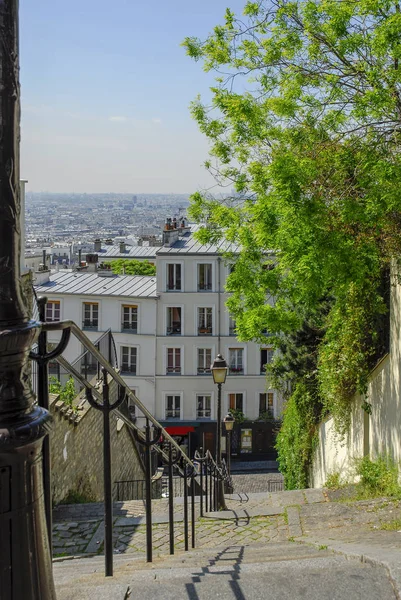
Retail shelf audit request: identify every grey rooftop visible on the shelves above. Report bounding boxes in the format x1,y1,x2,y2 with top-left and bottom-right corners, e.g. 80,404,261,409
35,271,157,298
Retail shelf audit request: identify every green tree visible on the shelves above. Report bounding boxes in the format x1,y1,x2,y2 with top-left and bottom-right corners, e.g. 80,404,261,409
110,259,156,276
183,1,401,482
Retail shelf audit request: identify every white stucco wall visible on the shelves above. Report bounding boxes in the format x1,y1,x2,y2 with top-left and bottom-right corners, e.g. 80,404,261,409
311,269,401,488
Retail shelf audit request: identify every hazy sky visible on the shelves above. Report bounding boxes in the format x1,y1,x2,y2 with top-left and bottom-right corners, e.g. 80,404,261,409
20,0,246,194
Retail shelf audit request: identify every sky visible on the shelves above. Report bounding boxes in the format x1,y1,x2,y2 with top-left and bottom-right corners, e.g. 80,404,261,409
20,0,247,194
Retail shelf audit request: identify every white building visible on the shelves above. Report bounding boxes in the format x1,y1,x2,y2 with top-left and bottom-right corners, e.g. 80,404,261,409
35,223,282,457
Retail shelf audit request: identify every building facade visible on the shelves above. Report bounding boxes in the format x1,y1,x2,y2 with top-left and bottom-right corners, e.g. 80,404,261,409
35,223,282,458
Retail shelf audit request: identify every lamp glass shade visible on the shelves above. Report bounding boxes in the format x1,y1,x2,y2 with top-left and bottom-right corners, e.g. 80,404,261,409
223,414,235,431
211,354,228,384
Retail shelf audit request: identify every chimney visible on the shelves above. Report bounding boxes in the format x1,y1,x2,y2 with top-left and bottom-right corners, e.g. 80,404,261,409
119,242,126,253
137,238,143,246
78,249,82,266
86,253,98,272
163,219,180,247
94,238,102,252
42,249,47,267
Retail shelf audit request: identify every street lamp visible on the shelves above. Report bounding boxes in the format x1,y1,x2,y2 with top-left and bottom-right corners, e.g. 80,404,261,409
211,353,228,510
223,413,235,477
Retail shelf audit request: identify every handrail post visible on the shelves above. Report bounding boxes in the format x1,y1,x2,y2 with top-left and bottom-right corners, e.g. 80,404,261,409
168,443,175,555
191,471,196,549
199,448,204,517
102,369,113,577
37,296,52,553
145,418,153,562
183,465,189,551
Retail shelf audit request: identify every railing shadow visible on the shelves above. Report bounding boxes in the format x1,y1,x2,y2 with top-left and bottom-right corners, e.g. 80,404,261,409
185,545,247,600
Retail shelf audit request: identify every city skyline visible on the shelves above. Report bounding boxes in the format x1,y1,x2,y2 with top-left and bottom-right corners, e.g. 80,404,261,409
20,0,247,194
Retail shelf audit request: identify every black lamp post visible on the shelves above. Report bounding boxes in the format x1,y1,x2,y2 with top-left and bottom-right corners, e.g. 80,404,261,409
0,2,56,597
211,353,228,510
223,413,235,477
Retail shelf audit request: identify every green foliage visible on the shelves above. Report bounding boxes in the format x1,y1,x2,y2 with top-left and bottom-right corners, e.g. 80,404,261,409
184,0,398,442
325,471,345,491
355,456,401,498
49,376,78,412
276,382,320,489
228,408,246,423
110,259,156,276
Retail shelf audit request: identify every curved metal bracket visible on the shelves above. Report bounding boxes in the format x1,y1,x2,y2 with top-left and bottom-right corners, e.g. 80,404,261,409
29,328,71,363
132,424,162,448
85,383,126,412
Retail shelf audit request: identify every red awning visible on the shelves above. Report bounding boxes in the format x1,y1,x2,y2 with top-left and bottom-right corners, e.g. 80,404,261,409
164,426,195,436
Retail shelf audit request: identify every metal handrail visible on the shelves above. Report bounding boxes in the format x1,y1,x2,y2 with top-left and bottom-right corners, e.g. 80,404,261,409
44,319,194,468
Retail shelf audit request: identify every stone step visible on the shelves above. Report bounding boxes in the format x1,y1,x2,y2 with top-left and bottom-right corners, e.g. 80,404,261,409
53,541,396,600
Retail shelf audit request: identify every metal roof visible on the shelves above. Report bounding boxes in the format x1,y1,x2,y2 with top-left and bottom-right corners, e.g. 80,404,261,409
157,224,240,255
35,271,157,298
95,245,157,259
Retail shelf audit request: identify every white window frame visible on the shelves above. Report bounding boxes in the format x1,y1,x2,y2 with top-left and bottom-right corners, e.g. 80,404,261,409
195,260,214,292
260,347,274,375
196,347,213,375
164,392,183,420
197,262,213,292
227,346,246,375
196,393,212,420
121,303,139,333
46,299,61,322
226,391,246,415
165,305,184,336
257,390,276,417
120,345,138,376
165,346,183,375
82,301,99,330
197,306,214,336
166,262,183,292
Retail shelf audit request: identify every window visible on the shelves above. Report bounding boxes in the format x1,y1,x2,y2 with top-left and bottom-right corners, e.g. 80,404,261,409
121,346,137,375
46,300,60,322
82,302,99,330
198,307,213,335
122,305,138,333
260,348,274,374
198,263,212,291
167,348,181,374
197,394,211,419
229,393,243,412
167,264,181,291
165,394,181,419
197,348,212,374
229,348,244,374
259,392,274,416
229,315,236,336
167,307,182,335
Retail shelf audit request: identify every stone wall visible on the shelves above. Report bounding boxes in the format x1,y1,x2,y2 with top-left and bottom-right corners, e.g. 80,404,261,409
50,392,145,504
310,268,401,487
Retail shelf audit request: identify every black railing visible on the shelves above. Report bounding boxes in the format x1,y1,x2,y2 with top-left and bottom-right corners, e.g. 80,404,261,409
167,366,181,374
82,319,98,330
198,326,213,335
197,367,211,374
121,321,138,333
198,282,212,291
28,312,232,581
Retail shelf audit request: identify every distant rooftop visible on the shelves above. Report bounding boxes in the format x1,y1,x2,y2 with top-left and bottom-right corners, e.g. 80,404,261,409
157,224,240,255
34,271,157,298
95,245,157,259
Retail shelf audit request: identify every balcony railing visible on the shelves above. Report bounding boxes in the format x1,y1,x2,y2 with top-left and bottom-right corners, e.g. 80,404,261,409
166,284,181,291
229,326,236,336
167,323,181,335
121,321,138,333
121,364,137,375
166,366,181,375
82,319,98,331
197,367,211,375
198,282,212,291
198,326,212,336
166,410,180,419
229,367,244,375
197,410,211,419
